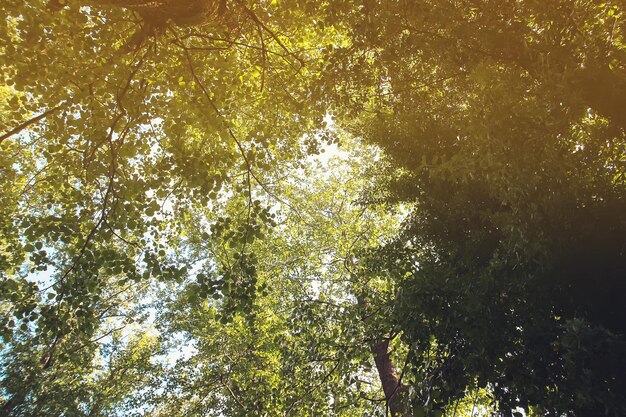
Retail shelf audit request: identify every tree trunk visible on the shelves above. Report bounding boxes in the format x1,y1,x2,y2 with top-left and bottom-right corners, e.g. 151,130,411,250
372,338,412,417
355,286,412,417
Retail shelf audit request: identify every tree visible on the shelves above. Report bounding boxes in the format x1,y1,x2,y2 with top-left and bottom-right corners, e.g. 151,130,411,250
148,140,406,416
0,0,343,413
2,0,625,416
331,0,626,415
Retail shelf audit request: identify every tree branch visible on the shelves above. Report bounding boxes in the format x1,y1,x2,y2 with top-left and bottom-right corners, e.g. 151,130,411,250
0,103,66,145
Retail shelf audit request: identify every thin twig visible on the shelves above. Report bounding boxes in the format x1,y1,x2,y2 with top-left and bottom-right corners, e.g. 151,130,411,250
234,0,304,70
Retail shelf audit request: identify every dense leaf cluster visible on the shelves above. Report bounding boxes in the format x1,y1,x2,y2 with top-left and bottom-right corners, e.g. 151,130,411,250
347,1,626,415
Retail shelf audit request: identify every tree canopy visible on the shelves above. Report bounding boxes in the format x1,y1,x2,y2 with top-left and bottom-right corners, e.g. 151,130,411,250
1,1,625,416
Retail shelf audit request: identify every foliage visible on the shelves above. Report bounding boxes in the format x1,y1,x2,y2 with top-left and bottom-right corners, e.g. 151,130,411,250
1,0,625,416
338,0,626,415
1,0,347,414
147,144,404,416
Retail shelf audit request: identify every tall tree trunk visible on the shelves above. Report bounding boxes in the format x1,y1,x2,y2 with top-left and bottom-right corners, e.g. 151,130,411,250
355,287,412,417
372,338,412,417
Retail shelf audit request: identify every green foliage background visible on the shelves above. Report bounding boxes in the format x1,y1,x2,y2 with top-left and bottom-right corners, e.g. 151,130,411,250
1,1,625,416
